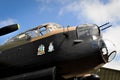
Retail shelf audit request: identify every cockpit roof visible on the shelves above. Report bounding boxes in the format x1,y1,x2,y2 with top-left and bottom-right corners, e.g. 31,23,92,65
26,22,62,32
4,23,62,44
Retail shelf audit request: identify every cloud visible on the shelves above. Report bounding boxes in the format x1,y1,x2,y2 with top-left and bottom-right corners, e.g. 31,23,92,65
0,19,17,27
102,25,120,70
36,0,70,4
103,26,120,54
36,0,51,12
36,0,72,14
59,0,120,24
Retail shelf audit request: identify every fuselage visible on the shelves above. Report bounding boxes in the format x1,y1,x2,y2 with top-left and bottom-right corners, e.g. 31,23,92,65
0,23,112,79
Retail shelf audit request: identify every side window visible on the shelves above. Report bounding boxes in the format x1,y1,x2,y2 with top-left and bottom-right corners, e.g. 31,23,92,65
77,27,89,39
25,29,44,39
40,27,47,35
17,34,26,39
47,26,57,32
17,33,31,40
90,26,100,36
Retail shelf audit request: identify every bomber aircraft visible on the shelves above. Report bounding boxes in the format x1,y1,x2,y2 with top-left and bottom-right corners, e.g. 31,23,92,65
0,22,116,80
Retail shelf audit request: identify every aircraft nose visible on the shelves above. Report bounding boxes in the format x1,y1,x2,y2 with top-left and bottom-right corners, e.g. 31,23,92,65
101,39,116,62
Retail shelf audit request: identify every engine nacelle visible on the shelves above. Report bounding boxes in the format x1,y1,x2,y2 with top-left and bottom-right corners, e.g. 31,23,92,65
1,67,56,80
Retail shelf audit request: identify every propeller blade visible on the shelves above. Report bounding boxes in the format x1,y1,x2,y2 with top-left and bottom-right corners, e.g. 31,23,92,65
0,24,20,36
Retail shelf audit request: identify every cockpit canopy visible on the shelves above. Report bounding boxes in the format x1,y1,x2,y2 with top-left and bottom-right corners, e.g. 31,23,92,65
76,24,101,40
5,23,62,44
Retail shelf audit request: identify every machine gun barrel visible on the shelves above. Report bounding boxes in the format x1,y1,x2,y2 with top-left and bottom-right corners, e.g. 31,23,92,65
99,22,109,28
101,25,112,31
99,22,112,31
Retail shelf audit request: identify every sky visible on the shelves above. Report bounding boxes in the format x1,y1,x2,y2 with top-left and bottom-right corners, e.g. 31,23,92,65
0,0,120,70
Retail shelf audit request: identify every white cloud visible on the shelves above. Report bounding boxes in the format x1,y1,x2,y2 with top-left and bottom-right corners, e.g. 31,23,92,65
102,25,120,70
36,0,70,4
36,0,51,4
0,19,17,27
36,0,72,14
60,0,120,24
103,26,120,54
